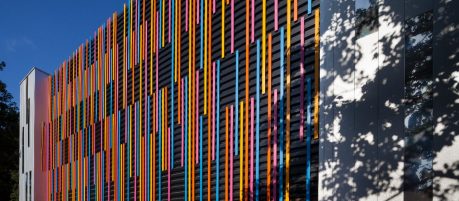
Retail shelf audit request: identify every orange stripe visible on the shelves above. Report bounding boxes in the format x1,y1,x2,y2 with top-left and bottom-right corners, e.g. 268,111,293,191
245,0,250,198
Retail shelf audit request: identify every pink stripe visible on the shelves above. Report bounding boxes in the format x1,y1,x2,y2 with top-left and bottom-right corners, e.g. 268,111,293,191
168,127,171,201
251,0,255,43
168,0,171,43
230,105,234,201
181,78,185,166
300,17,305,141
250,97,254,195
134,103,137,201
273,89,278,199
156,11,160,132
213,0,216,14
230,0,234,53
196,70,199,164
197,0,200,24
301,17,305,46
185,0,188,32
212,62,216,160
274,0,278,31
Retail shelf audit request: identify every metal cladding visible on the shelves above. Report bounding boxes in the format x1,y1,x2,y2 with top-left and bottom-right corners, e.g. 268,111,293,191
40,0,320,200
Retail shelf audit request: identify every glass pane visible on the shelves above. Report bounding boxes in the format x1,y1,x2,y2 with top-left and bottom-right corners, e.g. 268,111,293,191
403,10,434,200
356,0,378,38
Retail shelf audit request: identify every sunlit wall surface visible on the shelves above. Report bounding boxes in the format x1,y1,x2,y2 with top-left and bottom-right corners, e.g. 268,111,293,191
319,0,459,200
20,0,321,200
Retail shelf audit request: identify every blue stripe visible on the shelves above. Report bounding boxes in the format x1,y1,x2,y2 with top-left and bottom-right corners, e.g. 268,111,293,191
308,0,312,14
216,60,220,201
235,50,239,156
158,0,162,50
255,39,260,201
170,0,175,169
279,26,285,201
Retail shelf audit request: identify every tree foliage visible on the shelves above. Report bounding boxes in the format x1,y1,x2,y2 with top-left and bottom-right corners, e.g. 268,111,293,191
0,61,19,201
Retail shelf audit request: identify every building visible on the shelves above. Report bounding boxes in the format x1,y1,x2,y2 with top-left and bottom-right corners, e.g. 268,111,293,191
19,0,459,200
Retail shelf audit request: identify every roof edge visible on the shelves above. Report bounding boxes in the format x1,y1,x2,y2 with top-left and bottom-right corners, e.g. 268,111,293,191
20,67,49,84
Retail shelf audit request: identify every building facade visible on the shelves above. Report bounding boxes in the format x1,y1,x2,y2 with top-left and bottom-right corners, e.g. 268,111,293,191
19,0,459,200
319,0,459,200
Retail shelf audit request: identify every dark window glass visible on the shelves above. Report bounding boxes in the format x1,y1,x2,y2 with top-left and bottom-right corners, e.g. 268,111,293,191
356,0,379,38
29,171,32,201
22,127,24,173
404,10,433,200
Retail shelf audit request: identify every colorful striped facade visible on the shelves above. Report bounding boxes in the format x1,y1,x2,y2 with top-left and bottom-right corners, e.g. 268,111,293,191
20,0,320,200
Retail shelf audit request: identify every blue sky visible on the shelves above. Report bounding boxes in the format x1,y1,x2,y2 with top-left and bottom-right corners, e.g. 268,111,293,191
0,0,128,105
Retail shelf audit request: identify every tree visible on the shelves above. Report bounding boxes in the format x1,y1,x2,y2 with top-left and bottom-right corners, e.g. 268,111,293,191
0,61,19,201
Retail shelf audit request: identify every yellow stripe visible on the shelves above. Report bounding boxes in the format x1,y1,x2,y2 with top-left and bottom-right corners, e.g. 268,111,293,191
221,0,225,58
162,0,165,47
286,0,291,199
314,9,320,139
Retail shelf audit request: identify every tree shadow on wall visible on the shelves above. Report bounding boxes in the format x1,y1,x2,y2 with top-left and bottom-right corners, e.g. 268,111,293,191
319,0,459,200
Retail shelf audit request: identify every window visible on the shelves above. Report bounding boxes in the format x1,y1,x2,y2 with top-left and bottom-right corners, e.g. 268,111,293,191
404,10,433,200
29,171,32,201
25,173,28,201
22,127,24,173
356,0,379,38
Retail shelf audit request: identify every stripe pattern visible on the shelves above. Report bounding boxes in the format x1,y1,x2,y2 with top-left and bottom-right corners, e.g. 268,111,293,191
40,0,321,200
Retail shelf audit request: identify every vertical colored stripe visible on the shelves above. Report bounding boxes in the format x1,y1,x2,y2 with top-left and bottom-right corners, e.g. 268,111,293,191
261,0,266,94
230,0,234,53
230,105,234,201
279,26,284,201
273,89,278,200
266,33,273,201
215,60,220,201
239,101,244,201
274,0,278,31
300,17,305,141
235,50,239,156
255,39,260,201
250,97,254,198
196,70,200,164
221,0,225,58
286,0,292,198
250,0,255,43
314,9,320,139
199,116,203,201
212,62,216,161
224,106,229,201
306,78,312,201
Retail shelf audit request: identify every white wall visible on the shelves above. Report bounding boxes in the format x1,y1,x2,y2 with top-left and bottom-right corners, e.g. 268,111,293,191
19,68,49,201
